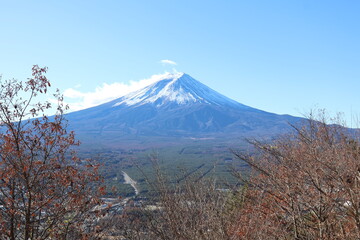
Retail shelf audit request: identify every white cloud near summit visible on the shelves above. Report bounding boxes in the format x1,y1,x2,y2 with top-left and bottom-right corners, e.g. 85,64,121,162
63,72,177,111
160,59,177,65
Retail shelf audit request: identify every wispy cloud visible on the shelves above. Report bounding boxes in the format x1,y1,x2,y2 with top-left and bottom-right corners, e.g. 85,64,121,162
160,59,177,65
63,72,176,111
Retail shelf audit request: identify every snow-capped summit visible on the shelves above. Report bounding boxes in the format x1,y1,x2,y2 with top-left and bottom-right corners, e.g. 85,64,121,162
112,73,247,109
66,73,300,141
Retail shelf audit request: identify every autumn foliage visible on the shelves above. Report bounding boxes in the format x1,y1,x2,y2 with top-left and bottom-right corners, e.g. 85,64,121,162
233,113,360,239
0,66,103,239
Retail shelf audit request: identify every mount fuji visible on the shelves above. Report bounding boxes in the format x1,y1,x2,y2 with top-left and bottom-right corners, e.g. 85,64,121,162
66,73,301,147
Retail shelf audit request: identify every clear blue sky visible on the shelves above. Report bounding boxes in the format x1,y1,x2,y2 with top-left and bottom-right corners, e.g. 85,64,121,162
1,1,359,125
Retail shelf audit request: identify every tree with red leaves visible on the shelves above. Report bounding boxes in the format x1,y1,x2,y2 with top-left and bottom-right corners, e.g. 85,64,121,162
0,66,103,239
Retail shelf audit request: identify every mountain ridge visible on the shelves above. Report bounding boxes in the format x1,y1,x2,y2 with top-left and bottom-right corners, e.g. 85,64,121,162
65,73,301,148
